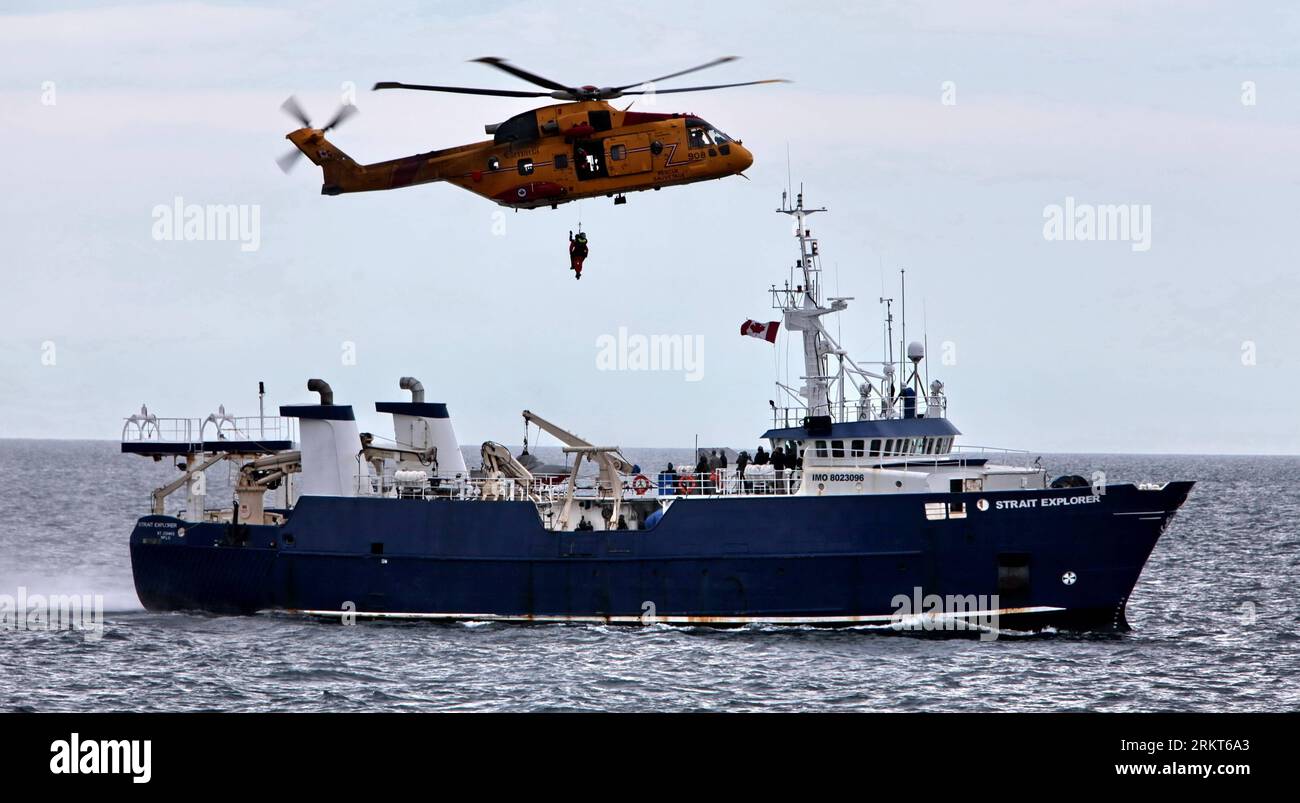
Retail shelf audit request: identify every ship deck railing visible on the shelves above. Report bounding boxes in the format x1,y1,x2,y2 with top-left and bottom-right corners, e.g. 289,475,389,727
770,395,948,429
358,448,1043,504
357,469,811,502
121,413,298,455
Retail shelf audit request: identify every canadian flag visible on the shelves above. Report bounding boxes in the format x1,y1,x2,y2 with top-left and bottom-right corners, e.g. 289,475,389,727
740,319,780,343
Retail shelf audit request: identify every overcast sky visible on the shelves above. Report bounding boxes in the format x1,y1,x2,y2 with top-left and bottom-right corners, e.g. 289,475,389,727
1,0,1297,453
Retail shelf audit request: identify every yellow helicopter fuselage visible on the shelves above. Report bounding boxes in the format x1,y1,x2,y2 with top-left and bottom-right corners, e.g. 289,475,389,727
287,100,753,208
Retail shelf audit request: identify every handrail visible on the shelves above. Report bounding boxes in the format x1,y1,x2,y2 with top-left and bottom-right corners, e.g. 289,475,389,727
357,469,807,500
122,414,297,444
769,394,948,428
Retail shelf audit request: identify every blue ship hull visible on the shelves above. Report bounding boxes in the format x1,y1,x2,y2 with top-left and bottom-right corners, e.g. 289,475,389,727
129,482,1192,631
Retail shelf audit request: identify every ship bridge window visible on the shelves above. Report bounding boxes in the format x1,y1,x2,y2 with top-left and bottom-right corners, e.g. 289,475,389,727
851,439,865,458
869,439,881,457
815,440,828,458
831,440,845,458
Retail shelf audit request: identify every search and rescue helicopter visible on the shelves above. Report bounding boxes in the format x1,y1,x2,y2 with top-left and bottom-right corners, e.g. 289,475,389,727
277,57,785,209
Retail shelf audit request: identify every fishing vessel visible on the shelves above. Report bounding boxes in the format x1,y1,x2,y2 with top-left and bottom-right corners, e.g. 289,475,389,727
124,190,1192,630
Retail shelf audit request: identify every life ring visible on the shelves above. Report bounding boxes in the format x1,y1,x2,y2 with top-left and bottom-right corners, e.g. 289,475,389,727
631,474,651,496
677,474,695,495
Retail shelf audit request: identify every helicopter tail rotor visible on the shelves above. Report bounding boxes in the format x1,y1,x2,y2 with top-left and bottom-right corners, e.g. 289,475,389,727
276,95,358,174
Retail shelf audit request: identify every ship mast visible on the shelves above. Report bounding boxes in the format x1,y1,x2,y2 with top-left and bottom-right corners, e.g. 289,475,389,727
772,188,884,425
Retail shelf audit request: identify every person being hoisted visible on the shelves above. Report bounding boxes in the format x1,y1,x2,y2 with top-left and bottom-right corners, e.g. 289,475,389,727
569,230,589,280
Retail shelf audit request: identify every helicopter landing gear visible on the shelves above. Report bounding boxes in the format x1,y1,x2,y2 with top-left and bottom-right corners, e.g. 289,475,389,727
614,194,627,206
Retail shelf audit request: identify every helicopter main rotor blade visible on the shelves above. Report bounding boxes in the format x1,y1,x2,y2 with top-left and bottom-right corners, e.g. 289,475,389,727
280,95,312,128
372,81,551,98
470,57,576,93
614,56,738,91
620,78,790,95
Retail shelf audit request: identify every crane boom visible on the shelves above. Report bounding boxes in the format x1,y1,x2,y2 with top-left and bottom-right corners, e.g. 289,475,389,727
522,410,634,474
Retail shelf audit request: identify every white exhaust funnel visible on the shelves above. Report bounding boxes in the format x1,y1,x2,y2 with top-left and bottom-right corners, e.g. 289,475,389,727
280,379,363,496
376,377,468,477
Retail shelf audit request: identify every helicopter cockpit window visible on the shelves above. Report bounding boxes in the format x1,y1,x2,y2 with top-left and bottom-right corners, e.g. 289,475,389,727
710,128,733,144
687,127,711,150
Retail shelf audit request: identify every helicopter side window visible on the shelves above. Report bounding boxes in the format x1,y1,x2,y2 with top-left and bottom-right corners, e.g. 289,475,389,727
517,158,534,176
687,127,711,150
609,144,627,161
487,157,501,171
554,154,568,169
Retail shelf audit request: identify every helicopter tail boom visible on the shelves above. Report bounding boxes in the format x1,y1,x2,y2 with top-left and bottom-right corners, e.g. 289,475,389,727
285,128,459,195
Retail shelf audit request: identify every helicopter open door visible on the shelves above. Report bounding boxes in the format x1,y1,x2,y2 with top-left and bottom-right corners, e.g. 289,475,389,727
605,133,653,176
574,140,609,180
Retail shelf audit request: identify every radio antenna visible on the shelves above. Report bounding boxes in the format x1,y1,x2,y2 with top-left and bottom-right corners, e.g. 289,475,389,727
785,142,792,203
900,268,907,381
923,298,931,392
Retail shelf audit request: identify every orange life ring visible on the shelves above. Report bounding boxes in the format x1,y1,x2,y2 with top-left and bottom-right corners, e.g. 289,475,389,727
631,474,651,496
677,474,695,495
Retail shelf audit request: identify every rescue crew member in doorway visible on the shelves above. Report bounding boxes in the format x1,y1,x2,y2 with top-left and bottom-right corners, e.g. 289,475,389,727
569,230,589,280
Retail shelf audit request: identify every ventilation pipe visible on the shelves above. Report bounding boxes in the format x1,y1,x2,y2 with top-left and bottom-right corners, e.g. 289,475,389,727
399,376,425,403
307,378,333,405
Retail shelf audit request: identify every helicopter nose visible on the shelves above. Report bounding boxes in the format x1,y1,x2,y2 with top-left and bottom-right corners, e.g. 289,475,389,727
735,143,754,172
